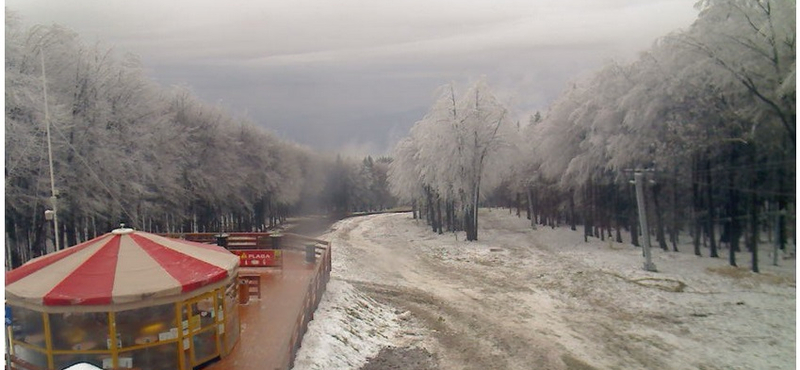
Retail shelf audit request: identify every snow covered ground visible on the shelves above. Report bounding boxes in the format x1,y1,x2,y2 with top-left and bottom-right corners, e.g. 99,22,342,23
292,210,796,370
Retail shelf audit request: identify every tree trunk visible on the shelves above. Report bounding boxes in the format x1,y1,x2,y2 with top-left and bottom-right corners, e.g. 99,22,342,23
542,188,550,227
705,156,719,258
613,184,623,243
593,183,601,239
583,183,592,243
727,144,741,267
630,183,640,247
526,186,534,226
569,189,576,231
670,171,680,252
436,196,443,235
464,205,477,241
469,180,480,241
749,188,759,273
748,144,759,273
776,136,789,253
445,200,453,232
426,187,435,232
651,183,668,251
692,154,702,256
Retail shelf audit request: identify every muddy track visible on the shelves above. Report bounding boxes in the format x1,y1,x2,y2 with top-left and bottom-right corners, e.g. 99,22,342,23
324,212,795,370
349,279,570,370
329,213,601,370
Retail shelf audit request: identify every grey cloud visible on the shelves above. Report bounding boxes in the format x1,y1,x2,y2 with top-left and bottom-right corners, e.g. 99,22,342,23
7,0,698,154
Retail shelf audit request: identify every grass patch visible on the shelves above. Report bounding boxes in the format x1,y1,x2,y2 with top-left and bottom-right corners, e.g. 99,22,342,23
707,266,795,287
603,271,688,292
631,277,687,292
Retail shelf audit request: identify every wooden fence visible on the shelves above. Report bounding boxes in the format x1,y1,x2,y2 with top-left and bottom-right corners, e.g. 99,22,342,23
282,233,332,370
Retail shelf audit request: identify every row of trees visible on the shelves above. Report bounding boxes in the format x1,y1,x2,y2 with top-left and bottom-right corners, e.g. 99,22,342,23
4,13,396,267
324,155,396,218
388,0,795,272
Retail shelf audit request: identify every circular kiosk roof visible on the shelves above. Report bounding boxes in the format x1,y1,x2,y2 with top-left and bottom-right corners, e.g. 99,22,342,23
6,229,239,312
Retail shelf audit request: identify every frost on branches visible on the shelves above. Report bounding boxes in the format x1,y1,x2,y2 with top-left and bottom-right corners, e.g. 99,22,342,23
389,79,516,241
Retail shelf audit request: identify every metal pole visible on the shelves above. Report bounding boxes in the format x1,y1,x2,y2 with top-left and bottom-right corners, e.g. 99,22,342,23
634,172,657,272
5,231,13,271
41,50,60,251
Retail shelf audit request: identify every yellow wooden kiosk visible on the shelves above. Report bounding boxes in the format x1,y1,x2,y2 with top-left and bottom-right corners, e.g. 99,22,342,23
5,228,241,370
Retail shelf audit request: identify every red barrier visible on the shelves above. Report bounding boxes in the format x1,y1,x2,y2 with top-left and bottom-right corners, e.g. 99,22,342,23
160,232,284,267
231,250,282,267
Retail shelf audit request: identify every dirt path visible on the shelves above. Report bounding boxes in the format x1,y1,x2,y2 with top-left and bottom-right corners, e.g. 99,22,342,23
327,212,597,370
317,211,795,370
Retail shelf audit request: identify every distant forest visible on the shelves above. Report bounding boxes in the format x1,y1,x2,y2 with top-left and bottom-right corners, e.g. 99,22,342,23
5,12,396,267
387,0,795,272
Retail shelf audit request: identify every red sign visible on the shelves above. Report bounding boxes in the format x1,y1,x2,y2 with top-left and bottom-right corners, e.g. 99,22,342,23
232,250,281,267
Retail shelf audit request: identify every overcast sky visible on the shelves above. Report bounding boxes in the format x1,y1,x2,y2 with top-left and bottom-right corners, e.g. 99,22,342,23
6,0,699,155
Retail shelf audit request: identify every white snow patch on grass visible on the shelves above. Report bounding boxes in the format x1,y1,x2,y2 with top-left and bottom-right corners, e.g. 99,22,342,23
292,279,402,370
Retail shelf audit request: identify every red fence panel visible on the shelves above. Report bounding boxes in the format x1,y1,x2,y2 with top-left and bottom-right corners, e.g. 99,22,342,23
231,250,282,267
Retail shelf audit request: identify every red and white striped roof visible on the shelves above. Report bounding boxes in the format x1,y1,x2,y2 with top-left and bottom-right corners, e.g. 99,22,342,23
6,229,239,310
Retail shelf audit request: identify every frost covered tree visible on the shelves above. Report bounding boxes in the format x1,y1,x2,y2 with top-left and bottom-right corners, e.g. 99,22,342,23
370,157,396,211
390,79,515,241
388,137,424,219
682,0,795,142
504,0,794,273
4,14,331,266
678,0,795,269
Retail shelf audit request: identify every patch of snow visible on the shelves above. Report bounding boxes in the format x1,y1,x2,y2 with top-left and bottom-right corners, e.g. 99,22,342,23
292,279,402,370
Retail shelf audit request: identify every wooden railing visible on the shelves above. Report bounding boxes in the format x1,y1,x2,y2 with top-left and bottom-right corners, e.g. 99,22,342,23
282,233,332,370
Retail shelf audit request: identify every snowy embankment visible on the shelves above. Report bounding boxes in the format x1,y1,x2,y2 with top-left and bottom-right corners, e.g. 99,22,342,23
291,279,403,370
292,210,796,370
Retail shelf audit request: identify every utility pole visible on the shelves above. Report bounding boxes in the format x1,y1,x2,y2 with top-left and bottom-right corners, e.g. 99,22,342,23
41,50,60,251
632,171,657,272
